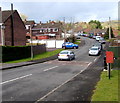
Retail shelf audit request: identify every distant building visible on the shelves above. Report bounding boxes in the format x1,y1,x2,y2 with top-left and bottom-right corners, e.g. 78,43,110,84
0,9,26,46
89,29,107,36
31,21,63,40
24,20,36,40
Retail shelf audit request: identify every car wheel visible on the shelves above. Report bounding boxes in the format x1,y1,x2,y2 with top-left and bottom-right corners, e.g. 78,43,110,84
69,57,72,61
63,46,66,49
73,56,75,60
73,47,76,49
58,59,61,61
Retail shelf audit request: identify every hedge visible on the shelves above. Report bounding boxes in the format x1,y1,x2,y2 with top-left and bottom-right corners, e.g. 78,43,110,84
2,46,31,62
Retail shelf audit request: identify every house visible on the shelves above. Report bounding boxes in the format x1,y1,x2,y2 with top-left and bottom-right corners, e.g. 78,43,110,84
24,20,36,40
89,29,107,36
113,29,120,37
0,9,26,46
31,21,63,40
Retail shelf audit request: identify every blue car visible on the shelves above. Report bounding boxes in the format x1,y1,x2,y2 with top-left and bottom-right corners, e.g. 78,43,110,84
62,42,78,49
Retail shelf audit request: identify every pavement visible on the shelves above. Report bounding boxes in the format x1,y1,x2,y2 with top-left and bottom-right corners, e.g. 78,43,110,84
1,39,85,70
1,54,58,70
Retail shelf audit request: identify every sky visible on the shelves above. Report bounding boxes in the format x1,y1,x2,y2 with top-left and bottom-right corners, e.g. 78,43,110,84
0,0,119,23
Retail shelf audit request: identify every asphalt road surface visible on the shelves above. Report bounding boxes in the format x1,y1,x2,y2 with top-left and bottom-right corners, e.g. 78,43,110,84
2,37,105,102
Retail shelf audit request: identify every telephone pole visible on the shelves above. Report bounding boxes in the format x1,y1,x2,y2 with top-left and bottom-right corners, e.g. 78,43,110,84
63,17,66,41
11,3,14,46
109,17,111,39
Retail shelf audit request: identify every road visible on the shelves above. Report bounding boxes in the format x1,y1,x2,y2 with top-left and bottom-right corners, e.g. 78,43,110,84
2,37,104,102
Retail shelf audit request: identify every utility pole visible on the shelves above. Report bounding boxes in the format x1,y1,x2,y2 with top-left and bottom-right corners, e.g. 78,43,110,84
11,3,14,46
1,24,5,46
30,25,33,60
109,17,111,39
63,17,66,41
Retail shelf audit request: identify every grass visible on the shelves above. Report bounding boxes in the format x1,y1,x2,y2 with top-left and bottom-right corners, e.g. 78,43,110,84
73,40,81,45
5,49,63,63
91,70,119,101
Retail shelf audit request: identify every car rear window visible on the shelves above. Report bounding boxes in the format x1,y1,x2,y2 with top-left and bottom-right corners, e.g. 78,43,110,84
60,52,69,54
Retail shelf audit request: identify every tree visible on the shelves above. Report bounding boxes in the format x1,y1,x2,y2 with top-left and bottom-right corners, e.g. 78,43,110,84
88,20,102,29
104,27,114,39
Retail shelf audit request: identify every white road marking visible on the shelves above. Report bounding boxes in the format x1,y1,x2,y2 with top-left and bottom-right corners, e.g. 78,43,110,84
87,62,92,67
35,69,85,102
94,58,97,62
43,66,58,72
0,74,32,85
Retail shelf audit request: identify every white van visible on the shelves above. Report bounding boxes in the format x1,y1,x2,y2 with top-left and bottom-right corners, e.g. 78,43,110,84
96,36,101,41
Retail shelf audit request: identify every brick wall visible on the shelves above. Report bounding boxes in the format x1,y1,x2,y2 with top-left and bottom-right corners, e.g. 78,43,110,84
33,44,46,55
4,10,26,46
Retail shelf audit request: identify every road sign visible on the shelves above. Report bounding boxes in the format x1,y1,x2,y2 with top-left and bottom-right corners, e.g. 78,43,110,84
106,51,114,63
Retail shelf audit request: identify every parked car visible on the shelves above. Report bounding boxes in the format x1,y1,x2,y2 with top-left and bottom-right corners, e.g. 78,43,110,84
99,37,106,44
92,42,102,50
92,35,96,39
76,35,81,39
89,47,101,56
96,36,101,41
58,50,75,61
77,33,82,36
62,42,78,49
88,35,93,38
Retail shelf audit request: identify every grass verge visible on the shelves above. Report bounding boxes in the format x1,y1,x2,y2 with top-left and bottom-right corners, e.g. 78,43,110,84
5,49,63,63
73,39,81,45
91,70,119,101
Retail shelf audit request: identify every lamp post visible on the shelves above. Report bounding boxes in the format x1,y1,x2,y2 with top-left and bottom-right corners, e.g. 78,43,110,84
1,24,5,46
30,25,33,60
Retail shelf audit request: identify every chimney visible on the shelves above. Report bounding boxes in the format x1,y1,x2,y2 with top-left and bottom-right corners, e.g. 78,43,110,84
49,20,51,23
39,21,42,25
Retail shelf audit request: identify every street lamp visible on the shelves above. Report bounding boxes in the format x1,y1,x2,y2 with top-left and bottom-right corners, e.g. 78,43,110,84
30,25,33,60
0,23,5,46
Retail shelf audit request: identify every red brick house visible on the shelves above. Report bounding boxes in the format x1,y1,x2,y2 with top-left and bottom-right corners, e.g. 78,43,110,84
113,29,120,37
0,9,26,46
31,21,63,40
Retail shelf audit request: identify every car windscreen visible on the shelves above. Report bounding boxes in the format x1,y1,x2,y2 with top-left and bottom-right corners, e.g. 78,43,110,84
90,48,98,50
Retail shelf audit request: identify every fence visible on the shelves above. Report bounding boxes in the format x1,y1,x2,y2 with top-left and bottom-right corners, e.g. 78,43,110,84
29,39,64,48
108,46,120,68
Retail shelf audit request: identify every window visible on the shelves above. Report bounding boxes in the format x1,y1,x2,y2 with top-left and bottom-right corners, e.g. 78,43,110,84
48,28,51,32
53,28,58,32
40,29,42,33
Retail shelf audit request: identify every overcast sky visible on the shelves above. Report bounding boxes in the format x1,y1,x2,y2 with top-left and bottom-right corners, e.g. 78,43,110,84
0,0,119,23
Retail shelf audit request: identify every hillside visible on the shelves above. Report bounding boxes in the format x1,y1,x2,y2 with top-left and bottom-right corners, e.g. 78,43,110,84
101,20,119,30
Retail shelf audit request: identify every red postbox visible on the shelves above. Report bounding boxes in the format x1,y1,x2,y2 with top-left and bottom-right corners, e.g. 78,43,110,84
106,51,114,63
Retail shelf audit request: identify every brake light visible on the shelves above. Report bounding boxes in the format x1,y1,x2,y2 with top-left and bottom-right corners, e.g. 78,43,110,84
58,54,60,56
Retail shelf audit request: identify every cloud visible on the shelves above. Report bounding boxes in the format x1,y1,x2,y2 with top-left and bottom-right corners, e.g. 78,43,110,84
2,0,119,2
1,2,118,22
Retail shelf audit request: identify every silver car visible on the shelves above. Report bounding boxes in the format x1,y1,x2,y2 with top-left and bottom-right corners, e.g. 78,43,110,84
58,50,75,61
89,47,101,56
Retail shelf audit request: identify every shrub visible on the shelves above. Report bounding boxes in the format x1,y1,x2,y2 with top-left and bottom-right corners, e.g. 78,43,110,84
2,46,31,62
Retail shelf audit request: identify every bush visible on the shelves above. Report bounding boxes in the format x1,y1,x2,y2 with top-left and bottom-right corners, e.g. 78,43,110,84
2,46,31,62
65,35,76,43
